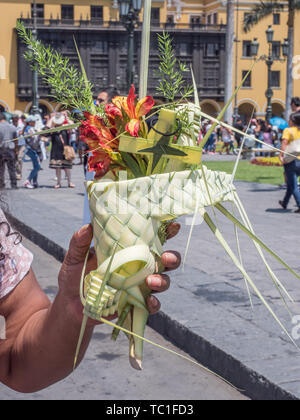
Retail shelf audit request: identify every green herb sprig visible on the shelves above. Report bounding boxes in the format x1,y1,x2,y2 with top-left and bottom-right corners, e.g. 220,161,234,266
16,20,94,111
155,32,193,105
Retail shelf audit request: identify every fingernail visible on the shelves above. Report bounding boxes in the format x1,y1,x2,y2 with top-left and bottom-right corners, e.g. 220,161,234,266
164,253,178,268
168,224,180,237
150,295,159,307
170,224,180,234
147,276,162,288
78,224,90,237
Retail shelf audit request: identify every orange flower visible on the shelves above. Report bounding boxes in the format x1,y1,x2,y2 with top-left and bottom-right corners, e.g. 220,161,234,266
80,112,121,178
106,85,155,137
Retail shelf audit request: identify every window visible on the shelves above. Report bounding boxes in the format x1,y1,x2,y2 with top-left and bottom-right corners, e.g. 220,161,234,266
271,71,280,87
166,15,175,28
242,70,252,87
190,15,202,27
272,41,281,58
242,41,252,58
203,66,219,87
207,15,211,24
273,13,280,25
204,43,219,58
213,13,218,25
31,3,44,19
61,5,74,21
151,8,160,25
91,6,103,22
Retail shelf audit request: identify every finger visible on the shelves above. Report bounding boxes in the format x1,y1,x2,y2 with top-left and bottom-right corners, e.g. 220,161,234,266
146,295,161,315
64,224,93,266
161,251,181,271
146,274,170,293
86,311,118,327
166,223,180,240
86,252,98,274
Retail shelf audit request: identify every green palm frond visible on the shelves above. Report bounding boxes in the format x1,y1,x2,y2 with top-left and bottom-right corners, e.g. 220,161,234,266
243,1,284,33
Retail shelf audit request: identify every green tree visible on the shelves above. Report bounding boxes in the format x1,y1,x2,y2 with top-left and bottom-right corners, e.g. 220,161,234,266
243,0,300,120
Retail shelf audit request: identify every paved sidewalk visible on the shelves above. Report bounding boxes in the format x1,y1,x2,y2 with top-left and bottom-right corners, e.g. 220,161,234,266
3,158,300,400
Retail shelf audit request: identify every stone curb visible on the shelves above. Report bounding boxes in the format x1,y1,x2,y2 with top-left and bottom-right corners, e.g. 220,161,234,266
6,210,298,401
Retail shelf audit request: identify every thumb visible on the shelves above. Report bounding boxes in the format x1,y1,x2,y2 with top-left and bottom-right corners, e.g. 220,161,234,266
63,224,93,266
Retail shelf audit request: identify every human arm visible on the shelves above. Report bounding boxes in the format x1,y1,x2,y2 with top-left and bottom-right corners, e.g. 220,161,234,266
0,223,180,392
279,128,291,164
280,138,289,164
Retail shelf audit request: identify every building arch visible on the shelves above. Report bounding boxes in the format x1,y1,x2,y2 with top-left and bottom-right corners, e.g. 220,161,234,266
200,100,221,118
262,99,286,118
0,56,6,80
0,99,10,112
25,99,54,116
237,101,259,123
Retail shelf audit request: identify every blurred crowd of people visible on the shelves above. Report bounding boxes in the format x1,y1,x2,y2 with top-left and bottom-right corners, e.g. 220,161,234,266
0,90,115,191
201,116,285,156
0,110,81,190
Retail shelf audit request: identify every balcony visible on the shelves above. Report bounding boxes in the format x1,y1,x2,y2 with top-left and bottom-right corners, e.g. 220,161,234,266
17,17,226,103
19,17,226,33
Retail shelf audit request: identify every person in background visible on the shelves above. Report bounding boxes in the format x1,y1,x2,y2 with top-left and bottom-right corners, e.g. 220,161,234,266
48,113,75,189
69,127,78,153
263,122,273,146
202,120,212,154
0,112,18,190
203,123,217,154
254,119,265,156
291,97,300,113
219,123,233,155
12,115,26,181
23,116,41,189
279,111,300,213
96,90,109,107
233,118,245,149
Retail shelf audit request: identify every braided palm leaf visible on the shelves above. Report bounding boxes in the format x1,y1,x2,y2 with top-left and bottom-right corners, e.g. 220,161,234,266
75,165,300,370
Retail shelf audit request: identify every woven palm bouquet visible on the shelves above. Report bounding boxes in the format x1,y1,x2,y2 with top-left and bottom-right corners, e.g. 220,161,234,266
17,0,300,373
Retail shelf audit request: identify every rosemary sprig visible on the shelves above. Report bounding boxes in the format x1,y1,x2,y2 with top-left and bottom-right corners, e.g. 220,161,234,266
155,32,193,105
16,20,94,111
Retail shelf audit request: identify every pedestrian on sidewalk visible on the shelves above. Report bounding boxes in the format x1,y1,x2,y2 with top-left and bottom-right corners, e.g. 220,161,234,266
48,113,75,189
0,112,18,190
12,115,26,181
233,118,245,149
220,124,233,155
0,206,181,392
279,111,300,213
23,116,41,189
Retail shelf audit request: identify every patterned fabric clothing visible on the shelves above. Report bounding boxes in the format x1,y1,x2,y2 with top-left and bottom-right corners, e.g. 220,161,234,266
0,209,33,299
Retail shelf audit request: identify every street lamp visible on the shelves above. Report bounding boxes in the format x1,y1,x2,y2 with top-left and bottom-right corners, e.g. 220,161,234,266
251,26,288,123
118,0,143,92
31,0,40,116
250,38,259,58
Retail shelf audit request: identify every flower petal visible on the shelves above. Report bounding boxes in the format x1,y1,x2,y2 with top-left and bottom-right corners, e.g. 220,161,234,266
126,119,140,137
126,85,137,119
112,96,129,114
136,96,155,118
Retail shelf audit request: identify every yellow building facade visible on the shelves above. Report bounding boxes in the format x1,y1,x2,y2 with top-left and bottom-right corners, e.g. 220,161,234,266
0,0,299,119
166,0,300,119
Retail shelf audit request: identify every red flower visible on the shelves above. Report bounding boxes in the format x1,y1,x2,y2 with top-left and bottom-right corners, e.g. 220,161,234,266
80,112,121,178
106,85,155,137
